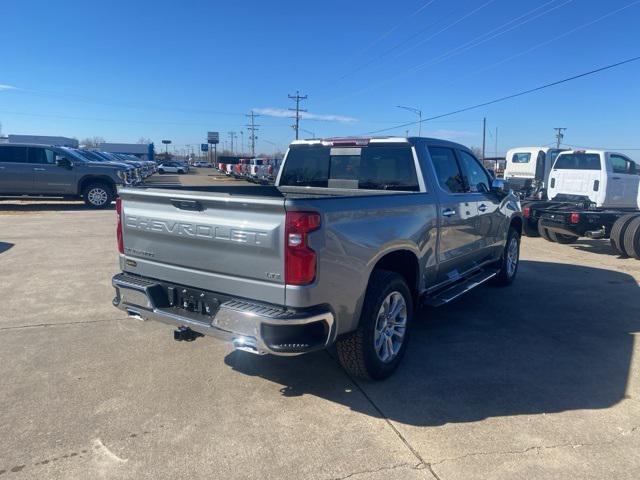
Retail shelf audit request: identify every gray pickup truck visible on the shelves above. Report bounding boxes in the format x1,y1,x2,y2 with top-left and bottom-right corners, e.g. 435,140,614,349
112,137,522,379
0,143,134,208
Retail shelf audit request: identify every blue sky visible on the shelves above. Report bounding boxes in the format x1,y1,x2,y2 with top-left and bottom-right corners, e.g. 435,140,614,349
1,0,639,158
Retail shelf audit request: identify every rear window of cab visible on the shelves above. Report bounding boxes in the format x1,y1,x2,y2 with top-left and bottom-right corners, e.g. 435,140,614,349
553,153,601,170
279,144,420,191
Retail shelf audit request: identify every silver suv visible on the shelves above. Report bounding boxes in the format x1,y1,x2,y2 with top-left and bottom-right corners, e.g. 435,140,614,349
0,143,132,208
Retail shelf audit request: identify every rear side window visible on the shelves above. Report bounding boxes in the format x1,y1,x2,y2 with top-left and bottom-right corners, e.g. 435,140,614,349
27,148,56,164
554,153,601,170
429,146,465,193
279,145,420,191
0,146,27,163
511,152,531,163
610,154,637,174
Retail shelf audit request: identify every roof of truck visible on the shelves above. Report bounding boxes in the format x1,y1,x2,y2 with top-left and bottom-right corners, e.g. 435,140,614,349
290,136,471,150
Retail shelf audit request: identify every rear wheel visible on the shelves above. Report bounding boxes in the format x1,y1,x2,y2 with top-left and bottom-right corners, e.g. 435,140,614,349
610,213,640,256
493,227,520,286
82,182,114,209
538,222,556,242
622,216,640,260
158,168,165,174
555,233,578,244
336,270,413,380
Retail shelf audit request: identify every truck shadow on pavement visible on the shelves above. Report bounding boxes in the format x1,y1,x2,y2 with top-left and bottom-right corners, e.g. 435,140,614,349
225,260,640,426
568,238,621,256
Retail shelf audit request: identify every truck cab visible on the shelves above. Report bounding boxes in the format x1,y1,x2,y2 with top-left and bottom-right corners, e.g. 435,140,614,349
547,150,640,208
504,147,566,199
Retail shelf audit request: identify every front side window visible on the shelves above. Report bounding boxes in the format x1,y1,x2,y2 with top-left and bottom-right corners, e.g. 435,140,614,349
554,153,601,170
0,146,27,163
279,145,419,191
610,154,636,174
429,146,465,193
512,152,531,163
458,150,491,193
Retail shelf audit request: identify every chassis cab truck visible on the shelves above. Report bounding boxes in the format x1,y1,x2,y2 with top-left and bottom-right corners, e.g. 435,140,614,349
504,147,566,199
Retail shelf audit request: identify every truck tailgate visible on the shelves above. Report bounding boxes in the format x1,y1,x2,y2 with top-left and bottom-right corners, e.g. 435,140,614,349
118,187,286,305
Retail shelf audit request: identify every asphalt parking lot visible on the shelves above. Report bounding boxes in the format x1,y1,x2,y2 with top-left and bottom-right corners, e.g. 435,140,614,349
1,179,639,479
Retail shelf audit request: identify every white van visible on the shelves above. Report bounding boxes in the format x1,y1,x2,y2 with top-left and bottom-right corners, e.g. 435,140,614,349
504,147,566,198
547,150,640,208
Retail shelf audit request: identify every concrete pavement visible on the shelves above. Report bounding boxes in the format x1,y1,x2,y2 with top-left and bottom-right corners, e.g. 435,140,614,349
1,197,639,479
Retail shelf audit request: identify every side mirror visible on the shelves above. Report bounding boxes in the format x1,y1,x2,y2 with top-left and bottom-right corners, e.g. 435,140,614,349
56,157,72,169
491,178,508,195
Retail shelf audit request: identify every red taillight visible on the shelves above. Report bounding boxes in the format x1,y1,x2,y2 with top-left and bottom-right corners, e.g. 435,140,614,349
569,212,580,224
285,212,321,285
523,206,531,218
116,197,124,254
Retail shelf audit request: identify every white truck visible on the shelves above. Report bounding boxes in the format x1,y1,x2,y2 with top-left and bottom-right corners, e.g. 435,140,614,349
504,147,566,199
523,150,640,258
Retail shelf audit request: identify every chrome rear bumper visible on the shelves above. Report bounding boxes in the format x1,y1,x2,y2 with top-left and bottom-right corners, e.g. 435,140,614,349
112,273,334,356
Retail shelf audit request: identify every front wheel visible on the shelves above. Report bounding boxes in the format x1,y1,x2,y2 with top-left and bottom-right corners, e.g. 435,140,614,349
82,182,114,209
538,222,556,242
336,270,413,380
492,227,520,286
178,169,185,174
555,233,578,244
158,168,165,174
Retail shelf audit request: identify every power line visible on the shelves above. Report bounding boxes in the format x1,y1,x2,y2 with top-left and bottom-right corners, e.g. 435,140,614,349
361,55,640,135
562,142,640,151
288,91,308,140
335,0,569,101
454,0,640,84
348,0,438,61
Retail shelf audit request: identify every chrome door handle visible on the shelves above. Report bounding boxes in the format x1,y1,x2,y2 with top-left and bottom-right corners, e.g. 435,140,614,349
442,209,456,217
478,204,487,212
33,167,46,171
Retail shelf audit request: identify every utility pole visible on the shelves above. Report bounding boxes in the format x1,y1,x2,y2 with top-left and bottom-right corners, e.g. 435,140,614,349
228,131,237,154
245,111,260,157
288,90,308,140
494,127,498,168
554,127,567,148
396,105,422,136
482,117,486,160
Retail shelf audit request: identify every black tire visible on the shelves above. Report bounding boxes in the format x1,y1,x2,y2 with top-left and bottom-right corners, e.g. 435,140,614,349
158,168,165,174
178,169,185,174
336,270,413,380
522,218,540,237
82,182,114,209
555,233,578,244
492,227,520,286
610,213,640,256
622,216,640,260
538,222,556,242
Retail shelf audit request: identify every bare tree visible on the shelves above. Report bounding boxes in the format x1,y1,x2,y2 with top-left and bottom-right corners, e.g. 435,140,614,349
137,137,152,144
469,146,483,158
81,136,106,148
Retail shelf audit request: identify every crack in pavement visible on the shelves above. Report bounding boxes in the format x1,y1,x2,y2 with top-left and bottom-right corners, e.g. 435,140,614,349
325,352,441,480
0,318,114,331
327,462,425,480
429,425,640,467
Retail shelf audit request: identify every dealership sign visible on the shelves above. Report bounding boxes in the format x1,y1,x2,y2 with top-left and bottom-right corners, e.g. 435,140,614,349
207,132,219,144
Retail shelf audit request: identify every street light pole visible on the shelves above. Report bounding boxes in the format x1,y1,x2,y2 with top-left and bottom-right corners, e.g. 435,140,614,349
396,105,422,136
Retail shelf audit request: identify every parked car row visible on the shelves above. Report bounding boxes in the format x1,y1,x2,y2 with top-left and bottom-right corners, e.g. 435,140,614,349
515,149,640,260
216,157,282,183
0,143,155,208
